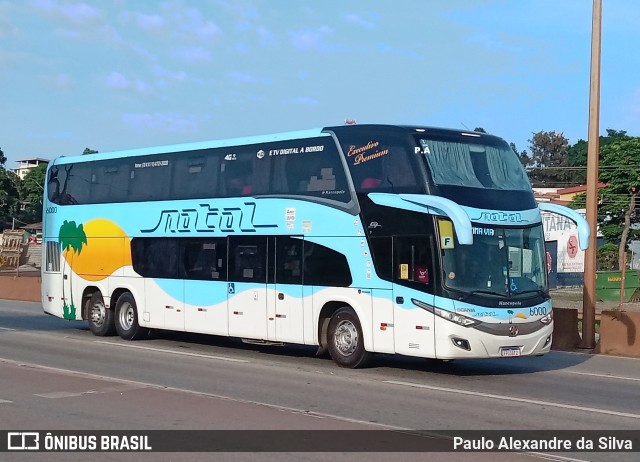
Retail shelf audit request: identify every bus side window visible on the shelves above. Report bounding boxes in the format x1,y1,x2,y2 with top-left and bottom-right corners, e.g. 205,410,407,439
393,236,432,288
369,237,393,281
303,242,352,287
182,239,227,281
229,237,266,283
131,238,179,279
276,237,303,285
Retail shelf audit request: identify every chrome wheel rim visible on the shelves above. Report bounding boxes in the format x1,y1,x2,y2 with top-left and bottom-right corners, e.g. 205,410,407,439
333,319,358,356
90,300,106,327
119,302,135,330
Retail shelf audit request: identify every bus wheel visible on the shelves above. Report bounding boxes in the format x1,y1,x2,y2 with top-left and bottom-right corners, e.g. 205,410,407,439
328,307,371,368
88,292,115,336
114,292,148,341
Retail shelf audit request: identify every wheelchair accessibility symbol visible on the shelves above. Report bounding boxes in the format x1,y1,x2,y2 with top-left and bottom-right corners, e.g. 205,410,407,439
510,279,518,292
228,283,235,294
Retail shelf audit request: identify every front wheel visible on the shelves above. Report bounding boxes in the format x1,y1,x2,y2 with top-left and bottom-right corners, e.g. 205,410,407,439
327,307,371,368
114,292,148,340
87,292,115,336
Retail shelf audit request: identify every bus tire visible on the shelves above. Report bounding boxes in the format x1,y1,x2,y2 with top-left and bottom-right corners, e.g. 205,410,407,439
328,307,371,368
87,292,116,336
114,292,148,341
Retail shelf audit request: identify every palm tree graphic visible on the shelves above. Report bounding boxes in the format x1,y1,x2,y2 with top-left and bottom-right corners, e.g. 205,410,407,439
59,220,87,320
507,309,514,324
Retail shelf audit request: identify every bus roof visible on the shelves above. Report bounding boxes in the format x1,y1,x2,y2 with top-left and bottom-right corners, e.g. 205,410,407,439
50,127,328,165
49,124,508,165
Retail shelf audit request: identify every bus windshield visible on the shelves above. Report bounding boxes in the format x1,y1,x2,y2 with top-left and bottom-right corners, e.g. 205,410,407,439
442,223,548,298
415,134,531,192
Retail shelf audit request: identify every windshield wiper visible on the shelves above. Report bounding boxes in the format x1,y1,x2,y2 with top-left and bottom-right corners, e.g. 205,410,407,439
513,289,548,298
460,289,507,301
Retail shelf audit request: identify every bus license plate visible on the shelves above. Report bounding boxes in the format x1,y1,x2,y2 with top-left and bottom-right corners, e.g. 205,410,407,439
500,347,521,357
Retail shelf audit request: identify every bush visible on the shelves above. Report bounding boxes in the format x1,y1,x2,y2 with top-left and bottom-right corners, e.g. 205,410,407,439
597,243,631,271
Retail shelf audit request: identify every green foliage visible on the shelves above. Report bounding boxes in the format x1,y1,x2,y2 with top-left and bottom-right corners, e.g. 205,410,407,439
597,137,640,268
0,169,20,227
0,147,6,166
568,129,630,168
597,243,628,271
83,148,98,155
18,163,47,223
525,131,577,187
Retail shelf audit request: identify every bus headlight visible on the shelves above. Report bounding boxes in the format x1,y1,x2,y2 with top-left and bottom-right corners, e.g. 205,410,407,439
540,311,553,325
411,299,480,328
433,307,480,327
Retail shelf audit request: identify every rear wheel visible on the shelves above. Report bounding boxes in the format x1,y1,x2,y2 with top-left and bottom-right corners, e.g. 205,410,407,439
114,292,148,340
327,307,371,368
87,292,115,336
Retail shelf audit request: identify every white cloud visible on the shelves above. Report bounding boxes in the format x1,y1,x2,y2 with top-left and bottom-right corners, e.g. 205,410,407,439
46,73,74,90
54,27,80,39
122,112,203,133
376,43,422,60
103,72,151,93
159,4,222,43
131,44,157,62
342,13,377,29
256,25,277,47
192,19,222,43
227,71,271,85
134,12,166,30
30,0,101,23
172,46,211,63
154,65,187,82
289,26,337,52
291,96,319,106
104,72,129,89
465,33,524,53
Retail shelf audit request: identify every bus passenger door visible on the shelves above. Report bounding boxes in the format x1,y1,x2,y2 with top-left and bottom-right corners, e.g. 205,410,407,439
269,236,304,343
227,236,268,340
392,236,436,358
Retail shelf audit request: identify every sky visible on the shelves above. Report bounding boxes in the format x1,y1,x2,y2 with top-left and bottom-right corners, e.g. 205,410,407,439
1,0,639,170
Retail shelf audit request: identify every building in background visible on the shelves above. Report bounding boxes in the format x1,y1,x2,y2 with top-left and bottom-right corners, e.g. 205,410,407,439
535,184,607,287
12,158,49,180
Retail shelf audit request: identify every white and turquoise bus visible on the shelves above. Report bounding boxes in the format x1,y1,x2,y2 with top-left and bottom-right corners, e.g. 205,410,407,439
41,124,589,367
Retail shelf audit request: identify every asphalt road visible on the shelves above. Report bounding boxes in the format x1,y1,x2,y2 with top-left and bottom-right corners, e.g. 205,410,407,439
1,299,639,462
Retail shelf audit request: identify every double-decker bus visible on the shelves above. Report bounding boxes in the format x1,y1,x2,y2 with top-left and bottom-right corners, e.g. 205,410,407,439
41,124,589,367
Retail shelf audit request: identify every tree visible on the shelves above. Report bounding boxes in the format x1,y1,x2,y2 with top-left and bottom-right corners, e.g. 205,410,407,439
18,163,47,224
597,137,640,269
510,142,530,169
0,147,6,166
83,148,98,155
568,129,630,167
0,170,20,228
525,131,573,187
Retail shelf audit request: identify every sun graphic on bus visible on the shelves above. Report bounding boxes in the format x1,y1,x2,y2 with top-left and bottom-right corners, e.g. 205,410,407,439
59,218,131,319
62,218,132,279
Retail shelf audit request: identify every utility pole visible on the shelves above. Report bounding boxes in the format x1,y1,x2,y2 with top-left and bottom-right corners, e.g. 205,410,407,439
581,0,602,349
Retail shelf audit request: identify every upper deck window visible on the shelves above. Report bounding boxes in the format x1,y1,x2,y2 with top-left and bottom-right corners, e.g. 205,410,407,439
46,136,352,207
337,132,423,194
417,135,531,192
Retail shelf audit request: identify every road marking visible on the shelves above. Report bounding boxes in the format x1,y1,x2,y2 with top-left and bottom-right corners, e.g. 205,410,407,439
0,359,590,462
0,399,12,404
384,380,640,420
93,340,249,363
567,370,640,382
0,327,16,331
36,384,147,399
